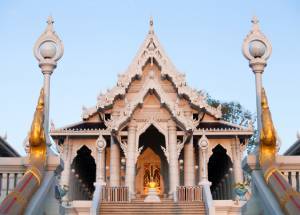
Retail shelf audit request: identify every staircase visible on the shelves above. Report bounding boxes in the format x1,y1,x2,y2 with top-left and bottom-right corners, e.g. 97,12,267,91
99,199,206,215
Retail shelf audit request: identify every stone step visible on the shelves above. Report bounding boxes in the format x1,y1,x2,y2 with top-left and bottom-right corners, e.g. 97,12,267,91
99,202,206,215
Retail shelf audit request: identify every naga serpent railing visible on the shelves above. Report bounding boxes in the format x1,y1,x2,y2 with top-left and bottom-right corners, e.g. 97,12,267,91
0,89,47,215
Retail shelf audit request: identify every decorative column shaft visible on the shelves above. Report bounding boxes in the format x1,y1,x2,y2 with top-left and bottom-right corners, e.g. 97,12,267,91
110,135,120,186
231,137,243,183
184,135,195,186
198,133,209,185
60,136,72,202
96,134,107,184
242,16,272,138
33,16,64,149
125,121,137,197
168,120,179,197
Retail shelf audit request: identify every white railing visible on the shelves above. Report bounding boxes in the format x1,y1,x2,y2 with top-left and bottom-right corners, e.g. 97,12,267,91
69,169,93,200
177,186,203,202
278,156,300,192
0,157,26,203
90,182,102,215
101,186,129,202
202,183,215,215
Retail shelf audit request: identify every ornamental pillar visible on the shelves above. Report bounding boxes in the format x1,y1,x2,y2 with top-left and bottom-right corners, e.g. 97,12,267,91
125,121,137,197
96,134,107,184
198,134,209,185
60,136,72,202
110,135,120,186
232,137,243,183
184,135,195,186
168,120,179,197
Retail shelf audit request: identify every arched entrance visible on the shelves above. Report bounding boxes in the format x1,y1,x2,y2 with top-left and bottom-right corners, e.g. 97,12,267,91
208,144,233,194
136,125,168,197
71,145,96,196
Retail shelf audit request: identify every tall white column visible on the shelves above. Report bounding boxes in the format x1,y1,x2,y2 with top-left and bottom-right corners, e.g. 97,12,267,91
33,17,64,150
231,137,243,183
242,17,272,147
60,136,72,202
168,120,179,197
110,135,120,186
184,135,195,186
96,134,107,184
125,121,137,197
198,134,209,185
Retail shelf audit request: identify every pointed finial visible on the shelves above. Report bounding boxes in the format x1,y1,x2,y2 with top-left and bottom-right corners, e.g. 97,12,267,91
46,16,54,32
149,16,154,34
251,16,260,32
297,130,300,140
3,132,7,141
251,16,259,24
47,15,54,25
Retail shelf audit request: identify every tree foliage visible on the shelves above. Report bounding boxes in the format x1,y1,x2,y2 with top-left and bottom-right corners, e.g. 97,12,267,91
205,93,257,154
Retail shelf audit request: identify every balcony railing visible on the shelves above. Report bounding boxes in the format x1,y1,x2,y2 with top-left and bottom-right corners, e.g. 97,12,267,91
0,158,26,203
101,186,129,202
177,186,203,202
277,156,300,192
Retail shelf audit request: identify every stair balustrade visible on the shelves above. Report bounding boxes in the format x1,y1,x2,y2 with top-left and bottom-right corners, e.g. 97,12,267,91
101,186,129,202
176,186,203,202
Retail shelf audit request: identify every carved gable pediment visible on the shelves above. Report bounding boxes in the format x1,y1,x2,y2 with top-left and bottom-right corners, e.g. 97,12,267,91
82,21,222,128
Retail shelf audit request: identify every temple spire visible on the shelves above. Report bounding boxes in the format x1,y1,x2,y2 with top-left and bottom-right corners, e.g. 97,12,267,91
149,16,154,34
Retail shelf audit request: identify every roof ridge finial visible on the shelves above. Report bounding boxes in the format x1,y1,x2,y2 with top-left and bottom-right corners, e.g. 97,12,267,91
297,130,300,140
149,16,154,34
3,132,7,141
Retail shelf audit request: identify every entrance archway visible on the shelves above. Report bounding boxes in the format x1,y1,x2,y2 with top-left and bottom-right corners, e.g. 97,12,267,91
71,145,96,195
208,144,233,193
136,125,168,196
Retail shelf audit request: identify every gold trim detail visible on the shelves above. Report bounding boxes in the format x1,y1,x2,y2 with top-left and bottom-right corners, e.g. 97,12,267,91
25,167,41,185
263,166,277,183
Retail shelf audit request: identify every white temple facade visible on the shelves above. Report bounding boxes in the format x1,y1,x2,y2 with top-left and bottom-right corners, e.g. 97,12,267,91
50,20,253,210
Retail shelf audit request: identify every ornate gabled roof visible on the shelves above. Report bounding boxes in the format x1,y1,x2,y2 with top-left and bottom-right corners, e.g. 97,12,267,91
82,19,222,120
103,77,200,131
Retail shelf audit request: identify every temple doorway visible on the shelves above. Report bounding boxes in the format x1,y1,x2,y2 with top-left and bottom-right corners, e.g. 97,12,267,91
71,145,96,194
208,144,233,194
136,125,168,197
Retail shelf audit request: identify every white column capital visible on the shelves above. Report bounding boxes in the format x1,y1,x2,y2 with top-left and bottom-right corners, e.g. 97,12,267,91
167,120,176,130
128,120,138,130
96,134,107,153
198,133,209,150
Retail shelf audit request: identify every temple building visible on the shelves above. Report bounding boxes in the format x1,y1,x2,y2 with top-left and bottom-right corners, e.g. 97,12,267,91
2,16,300,215
50,20,253,206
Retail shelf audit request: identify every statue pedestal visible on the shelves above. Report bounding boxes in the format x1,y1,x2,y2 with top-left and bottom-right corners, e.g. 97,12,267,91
144,188,161,203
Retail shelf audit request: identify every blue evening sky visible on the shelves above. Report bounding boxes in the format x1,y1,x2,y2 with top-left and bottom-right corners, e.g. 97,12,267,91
0,0,299,155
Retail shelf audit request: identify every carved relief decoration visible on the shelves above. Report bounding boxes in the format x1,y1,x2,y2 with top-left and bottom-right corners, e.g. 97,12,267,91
102,78,201,132
160,145,169,163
